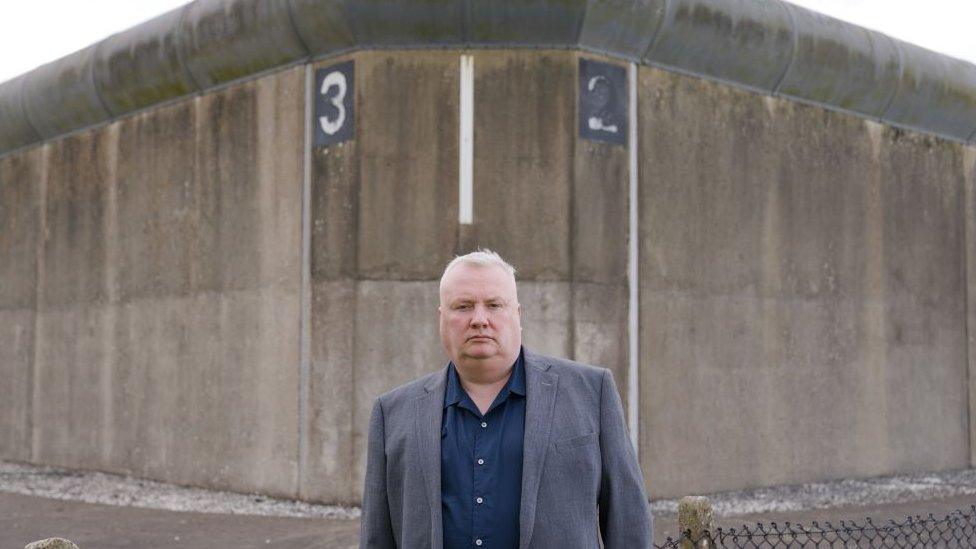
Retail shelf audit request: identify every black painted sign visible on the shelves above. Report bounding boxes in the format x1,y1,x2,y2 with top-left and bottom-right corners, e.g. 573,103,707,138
315,61,354,147
579,58,627,145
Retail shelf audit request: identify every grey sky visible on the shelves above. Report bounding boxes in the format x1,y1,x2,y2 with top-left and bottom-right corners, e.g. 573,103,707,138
0,1,189,83
0,0,973,84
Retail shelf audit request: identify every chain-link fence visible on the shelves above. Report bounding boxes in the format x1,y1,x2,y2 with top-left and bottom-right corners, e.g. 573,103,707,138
654,503,976,548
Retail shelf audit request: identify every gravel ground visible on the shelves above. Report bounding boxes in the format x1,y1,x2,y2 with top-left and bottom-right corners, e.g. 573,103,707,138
3,459,976,520
649,469,976,517
0,461,359,520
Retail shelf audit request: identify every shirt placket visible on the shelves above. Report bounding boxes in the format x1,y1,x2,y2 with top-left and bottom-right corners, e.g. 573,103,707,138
471,402,500,547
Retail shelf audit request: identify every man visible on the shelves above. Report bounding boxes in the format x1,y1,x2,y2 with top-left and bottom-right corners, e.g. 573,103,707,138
360,250,652,548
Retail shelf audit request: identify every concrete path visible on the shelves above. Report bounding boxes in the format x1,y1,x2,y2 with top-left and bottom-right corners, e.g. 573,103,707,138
4,490,976,548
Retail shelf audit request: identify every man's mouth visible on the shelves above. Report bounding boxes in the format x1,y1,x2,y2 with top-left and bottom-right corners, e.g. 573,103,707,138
467,335,494,342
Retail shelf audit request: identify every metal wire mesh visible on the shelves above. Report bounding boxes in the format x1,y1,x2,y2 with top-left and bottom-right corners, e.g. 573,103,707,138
653,505,976,548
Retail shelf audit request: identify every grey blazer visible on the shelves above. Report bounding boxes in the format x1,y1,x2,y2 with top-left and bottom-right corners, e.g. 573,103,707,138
360,349,653,548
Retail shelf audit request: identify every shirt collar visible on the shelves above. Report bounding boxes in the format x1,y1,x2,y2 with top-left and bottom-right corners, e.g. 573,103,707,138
508,348,527,397
443,347,526,408
444,363,464,409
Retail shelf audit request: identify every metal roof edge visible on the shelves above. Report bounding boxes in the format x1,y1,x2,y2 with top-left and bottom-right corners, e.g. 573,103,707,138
2,0,976,157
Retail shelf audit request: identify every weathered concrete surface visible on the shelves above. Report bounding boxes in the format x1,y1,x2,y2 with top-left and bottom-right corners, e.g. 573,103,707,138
966,148,976,467
471,51,574,280
356,51,459,280
572,282,629,412
519,282,572,360
305,53,359,503
0,148,43,463
571,67,631,406
350,280,444,494
111,289,301,494
0,308,33,462
4,46,975,506
879,128,969,474
4,49,627,503
25,66,305,497
32,131,117,471
109,66,305,495
638,66,970,497
303,51,635,504
305,51,462,503
305,279,357,503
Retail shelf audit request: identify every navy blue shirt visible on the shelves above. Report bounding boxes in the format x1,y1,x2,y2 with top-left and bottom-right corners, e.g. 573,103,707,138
441,351,526,548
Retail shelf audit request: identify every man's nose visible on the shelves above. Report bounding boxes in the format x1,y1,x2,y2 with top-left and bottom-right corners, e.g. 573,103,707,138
470,304,489,326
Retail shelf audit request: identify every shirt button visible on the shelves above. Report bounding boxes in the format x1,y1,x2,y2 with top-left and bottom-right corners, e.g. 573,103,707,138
477,458,485,465
476,497,484,504
480,422,487,428
475,539,483,546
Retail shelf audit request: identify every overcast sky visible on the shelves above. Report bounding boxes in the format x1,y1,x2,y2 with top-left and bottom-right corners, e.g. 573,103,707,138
0,0,974,84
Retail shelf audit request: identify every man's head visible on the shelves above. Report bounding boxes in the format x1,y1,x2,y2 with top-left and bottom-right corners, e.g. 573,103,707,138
438,250,522,374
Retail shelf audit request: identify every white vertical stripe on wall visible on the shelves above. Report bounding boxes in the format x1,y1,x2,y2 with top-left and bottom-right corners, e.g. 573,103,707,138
459,55,474,225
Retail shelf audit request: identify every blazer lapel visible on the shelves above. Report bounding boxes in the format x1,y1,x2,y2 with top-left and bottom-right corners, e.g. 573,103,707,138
519,350,558,549
415,367,448,549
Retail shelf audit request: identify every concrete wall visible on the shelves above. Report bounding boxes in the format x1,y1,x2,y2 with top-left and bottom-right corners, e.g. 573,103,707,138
639,68,973,497
303,50,631,503
0,48,973,503
1,67,306,497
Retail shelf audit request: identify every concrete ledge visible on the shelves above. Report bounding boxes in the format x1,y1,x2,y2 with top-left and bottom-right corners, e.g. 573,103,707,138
776,5,900,117
287,0,354,56
3,0,976,156
22,45,110,140
93,7,199,116
578,0,667,60
180,0,310,89
882,41,976,141
0,76,40,153
343,0,462,46
465,0,588,46
644,0,794,93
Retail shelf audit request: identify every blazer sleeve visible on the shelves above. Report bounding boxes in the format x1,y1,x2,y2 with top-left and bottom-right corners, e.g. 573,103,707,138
598,369,653,548
360,399,397,549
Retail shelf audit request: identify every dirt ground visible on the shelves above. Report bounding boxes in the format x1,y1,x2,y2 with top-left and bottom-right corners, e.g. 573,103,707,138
4,490,976,548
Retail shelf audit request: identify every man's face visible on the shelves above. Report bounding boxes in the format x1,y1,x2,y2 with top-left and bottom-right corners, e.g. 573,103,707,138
439,262,522,367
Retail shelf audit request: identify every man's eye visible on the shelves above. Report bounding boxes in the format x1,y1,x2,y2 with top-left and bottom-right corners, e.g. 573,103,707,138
487,303,502,309
456,304,472,310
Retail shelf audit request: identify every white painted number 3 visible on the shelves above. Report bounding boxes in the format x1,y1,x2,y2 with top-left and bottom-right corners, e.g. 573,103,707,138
319,70,347,135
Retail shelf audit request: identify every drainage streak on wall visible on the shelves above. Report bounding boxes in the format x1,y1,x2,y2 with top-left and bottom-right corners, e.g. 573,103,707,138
1,0,976,503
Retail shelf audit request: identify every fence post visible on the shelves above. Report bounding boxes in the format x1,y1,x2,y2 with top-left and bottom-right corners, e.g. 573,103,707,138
678,496,714,548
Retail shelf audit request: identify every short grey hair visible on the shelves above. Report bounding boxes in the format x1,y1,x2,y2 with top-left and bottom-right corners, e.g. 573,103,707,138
440,249,517,282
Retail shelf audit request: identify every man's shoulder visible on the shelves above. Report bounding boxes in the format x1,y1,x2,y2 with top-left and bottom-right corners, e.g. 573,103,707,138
526,350,609,390
374,367,446,408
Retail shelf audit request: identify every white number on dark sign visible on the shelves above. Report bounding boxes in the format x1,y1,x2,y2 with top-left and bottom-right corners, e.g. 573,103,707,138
587,75,618,134
319,70,347,135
